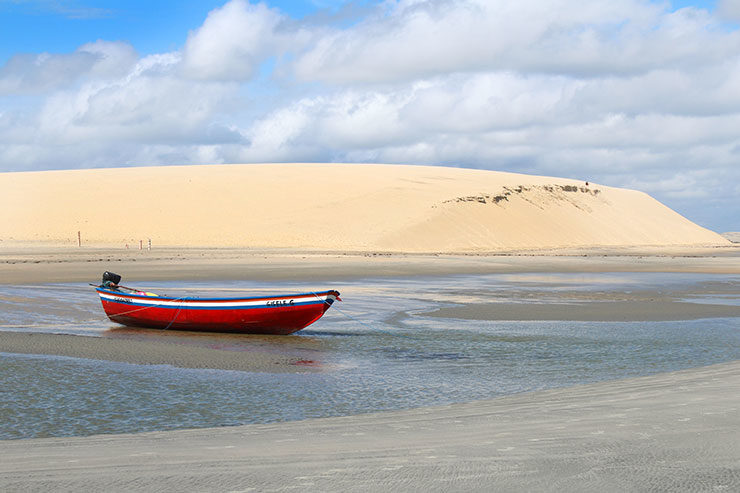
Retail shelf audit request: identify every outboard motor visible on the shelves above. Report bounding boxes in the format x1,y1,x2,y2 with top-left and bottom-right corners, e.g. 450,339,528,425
102,271,122,285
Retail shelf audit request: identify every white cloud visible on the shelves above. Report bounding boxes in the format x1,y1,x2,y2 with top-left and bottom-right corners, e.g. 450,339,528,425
291,0,739,83
36,52,234,142
0,41,137,95
241,99,319,161
0,49,243,170
235,70,740,160
182,0,285,81
78,41,139,78
1,0,739,230
718,0,740,21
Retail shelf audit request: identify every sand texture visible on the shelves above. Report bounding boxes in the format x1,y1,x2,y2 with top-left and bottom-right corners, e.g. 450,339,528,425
427,299,740,322
1,247,739,285
0,332,318,373
1,361,738,492
423,270,740,322
0,163,728,252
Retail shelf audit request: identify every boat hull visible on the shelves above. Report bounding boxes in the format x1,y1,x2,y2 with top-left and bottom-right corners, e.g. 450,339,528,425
96,288,340,335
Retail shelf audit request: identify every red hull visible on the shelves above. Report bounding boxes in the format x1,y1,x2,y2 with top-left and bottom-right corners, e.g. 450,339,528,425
97,288,341,335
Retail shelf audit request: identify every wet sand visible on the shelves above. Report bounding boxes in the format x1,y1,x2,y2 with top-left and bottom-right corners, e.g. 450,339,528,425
0,332,319,373
1,247,738,490
1,248,737,368
1,360,738,491
424,270,740,321
427,300,740,322
1,245,739,285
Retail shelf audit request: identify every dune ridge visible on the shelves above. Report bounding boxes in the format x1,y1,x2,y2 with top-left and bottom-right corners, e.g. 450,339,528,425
0,163,728,252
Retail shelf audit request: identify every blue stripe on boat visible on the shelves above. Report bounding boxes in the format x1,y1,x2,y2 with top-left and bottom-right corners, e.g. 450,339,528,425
100,298,327,310
96,288,331,302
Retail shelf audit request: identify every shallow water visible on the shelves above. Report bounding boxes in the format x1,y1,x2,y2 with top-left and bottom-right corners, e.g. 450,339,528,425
1,273,739,440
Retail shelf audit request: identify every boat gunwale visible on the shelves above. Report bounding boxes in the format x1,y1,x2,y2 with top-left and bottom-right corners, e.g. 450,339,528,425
95,287,338,303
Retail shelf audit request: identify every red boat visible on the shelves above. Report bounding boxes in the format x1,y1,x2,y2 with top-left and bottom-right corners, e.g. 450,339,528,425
95,272,341,335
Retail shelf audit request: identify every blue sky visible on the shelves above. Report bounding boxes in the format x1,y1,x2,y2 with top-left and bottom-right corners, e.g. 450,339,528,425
1,0,739,232
0,1,718,59
0,1,378,64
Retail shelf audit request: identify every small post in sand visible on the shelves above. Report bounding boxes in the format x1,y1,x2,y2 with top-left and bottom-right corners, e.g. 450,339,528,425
77,231,81,247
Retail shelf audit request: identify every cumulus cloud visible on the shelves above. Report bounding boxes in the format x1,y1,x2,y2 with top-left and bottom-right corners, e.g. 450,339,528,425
36,53,233,142
718,0,740,21
1,0,740,230
182,0,285,81
79,41,139,78
291,0,740,83
0,41,137,95
0,48,244,170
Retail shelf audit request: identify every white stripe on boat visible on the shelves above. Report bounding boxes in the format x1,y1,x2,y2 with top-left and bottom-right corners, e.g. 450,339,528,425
98,291,334,309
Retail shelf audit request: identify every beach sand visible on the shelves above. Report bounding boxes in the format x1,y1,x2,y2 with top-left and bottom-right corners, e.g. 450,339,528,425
1,245,739,286
1,247,738,369
1,163,738,490
428,300,740,322
0,163,729,252
1,360,738,491
1,253,738,491
424,276,740,321
0,331,320,373
0,251,738,492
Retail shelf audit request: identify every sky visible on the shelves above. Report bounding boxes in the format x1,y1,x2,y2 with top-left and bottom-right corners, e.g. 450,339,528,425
1,0,739,232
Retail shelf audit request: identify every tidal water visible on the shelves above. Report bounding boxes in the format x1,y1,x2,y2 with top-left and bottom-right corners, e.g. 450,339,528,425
1,273,739,440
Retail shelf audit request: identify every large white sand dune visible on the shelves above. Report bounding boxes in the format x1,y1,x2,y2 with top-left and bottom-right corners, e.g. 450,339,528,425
0,163,728,251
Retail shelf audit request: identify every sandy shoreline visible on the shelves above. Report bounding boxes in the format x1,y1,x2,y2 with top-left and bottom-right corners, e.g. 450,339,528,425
1,247,737,368
1,247,738,490
1,245,739,285
427,299,740,321
1,270,737,371
0,332,320,373
2,360,738,491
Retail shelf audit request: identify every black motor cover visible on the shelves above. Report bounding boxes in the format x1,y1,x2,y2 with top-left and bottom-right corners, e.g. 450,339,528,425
102,271,122,285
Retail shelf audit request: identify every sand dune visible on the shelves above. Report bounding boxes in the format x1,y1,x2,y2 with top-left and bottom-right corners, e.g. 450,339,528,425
0,163,728,252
